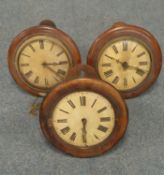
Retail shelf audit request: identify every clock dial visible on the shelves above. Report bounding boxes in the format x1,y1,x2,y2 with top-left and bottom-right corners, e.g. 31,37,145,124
51,91,115,147
97,38,152,91
16,35,71,89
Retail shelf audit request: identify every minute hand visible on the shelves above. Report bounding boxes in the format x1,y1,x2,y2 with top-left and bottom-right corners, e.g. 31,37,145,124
105,55,123,64
44,65,64,79
127,64,148,72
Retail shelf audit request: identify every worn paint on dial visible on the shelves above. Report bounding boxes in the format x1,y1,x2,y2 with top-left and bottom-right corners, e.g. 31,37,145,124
16,35,71,89
51,91,115,147
98,38,151,91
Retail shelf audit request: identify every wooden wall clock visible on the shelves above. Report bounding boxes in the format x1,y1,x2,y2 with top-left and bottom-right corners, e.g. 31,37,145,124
8,20,81,96
39,65,128,157
87,22,162,98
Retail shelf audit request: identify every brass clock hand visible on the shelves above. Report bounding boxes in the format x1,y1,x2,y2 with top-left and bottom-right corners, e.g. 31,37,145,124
43,64,64,80
81,118,87,145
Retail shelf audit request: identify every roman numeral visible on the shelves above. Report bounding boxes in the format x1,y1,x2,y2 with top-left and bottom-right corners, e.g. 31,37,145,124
57,50,64,57
80,96,86,106
91,99,97,108
139,61,148,66
97,107,107,113
97,125,108,133
123,41,128,51
101,63,111,67
104,70,113,78
59,61,68,65
39,40,44,49
34,76,39,84
59,109,69,114
54,76,60,82
45,78,49,86
57,119,67,123
20,63,29,67
131,45,137,53
132,77,136,83
112,45,119,54
50,43,55,51
57,69,66,76
67,100,76,109
100,117,111,122
22,53,30,57
61,127,70,135
29,44,35,52
70,132,76,141
24,70,33,78
112,76,119,84
136,69,145,76
94,135,100,140
137,52,145,58
124,78,128,87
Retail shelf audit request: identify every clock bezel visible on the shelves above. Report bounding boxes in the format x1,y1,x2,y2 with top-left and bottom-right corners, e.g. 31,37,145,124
87,22,162,98
39,78,128,157
8,25,81,96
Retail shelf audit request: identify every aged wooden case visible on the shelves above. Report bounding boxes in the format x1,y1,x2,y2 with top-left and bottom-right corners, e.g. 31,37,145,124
87,22,162,98
8,20,81,96
39,65,128,157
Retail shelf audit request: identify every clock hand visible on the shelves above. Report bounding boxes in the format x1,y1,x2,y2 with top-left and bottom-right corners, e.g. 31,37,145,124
105,55,148,73
42,62,58,66
105,55,122,64
43,64,64,80
43,61,68,66
81,118,87,145
123,63,148,73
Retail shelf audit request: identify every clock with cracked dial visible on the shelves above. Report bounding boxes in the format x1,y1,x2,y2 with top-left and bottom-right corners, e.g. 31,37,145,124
8,24,81,96
87,22,162,98
39,78,128,157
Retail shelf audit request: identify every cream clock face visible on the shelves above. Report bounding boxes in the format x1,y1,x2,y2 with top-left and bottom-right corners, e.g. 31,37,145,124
51,91,115,147
98,38,152,91
16,35,72,89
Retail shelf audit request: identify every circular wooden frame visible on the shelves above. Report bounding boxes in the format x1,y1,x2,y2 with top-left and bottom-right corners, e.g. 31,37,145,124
87,22,162,98
39,78,128,157
8,25,81,96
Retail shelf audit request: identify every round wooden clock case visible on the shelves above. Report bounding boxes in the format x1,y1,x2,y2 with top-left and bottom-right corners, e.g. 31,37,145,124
8,20,81,96
87,22,162,98
39,65,128,157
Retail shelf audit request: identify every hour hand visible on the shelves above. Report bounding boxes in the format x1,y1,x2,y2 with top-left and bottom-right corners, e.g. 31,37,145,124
81,118,87,145
43,64,64,80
